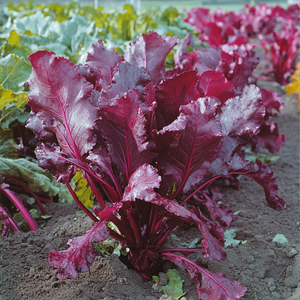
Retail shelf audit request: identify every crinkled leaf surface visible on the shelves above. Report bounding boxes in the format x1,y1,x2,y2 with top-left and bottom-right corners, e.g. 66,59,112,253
251,121,285,153
124,31,179,84
80,39,124,91
163,253,247,300
194,192,235,228
122,163,161,202
12,10,52,36
99,89,156,185
49,220,110,279
99,61,150,102
260,88,284,115
208,154,285,210
218,45,259,95
26,50,100,181
184,47,221,75
218,85,265,160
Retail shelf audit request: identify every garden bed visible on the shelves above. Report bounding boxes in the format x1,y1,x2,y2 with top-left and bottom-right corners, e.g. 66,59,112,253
0,85,299,300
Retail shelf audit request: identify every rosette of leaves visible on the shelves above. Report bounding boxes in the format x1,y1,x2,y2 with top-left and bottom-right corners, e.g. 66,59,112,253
25,31,285,300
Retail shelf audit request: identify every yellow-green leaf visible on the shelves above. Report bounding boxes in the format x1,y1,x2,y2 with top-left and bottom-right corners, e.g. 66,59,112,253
0,54,31,92
74,170,94,209
0,86,28,128
7,30,21,47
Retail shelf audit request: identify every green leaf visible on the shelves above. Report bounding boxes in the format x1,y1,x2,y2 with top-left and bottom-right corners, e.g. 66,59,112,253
272,233,288,244
29,208,38,218
74,170,94,210
224,228,247,247
170,233,180,241
0,54,31,92
1,42,32,61
153,269,186,300
0,128,18,158
12,10,52,36
40,214,52,220
181,237,202,248
0,157,61,196
0,86,28,128
244,147,279,163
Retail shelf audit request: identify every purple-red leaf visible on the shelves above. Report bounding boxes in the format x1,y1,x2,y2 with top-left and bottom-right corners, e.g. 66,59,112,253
122,164,226,261
251,121,285,153
124,31,179,84
79,40,124,91
162,253,247,300
35,143,77,184
193,192,236,228
218,45,259,95
184,47,221,75
122,163,161,202
198,70,236,103
218,85,265,159
208,154,285,211
99,89,156,185
153,196,226,261
49,220,109,279
157,97,223,199
260,88,284,117
27,51,97,160
174,33,194,66
155,70,200,130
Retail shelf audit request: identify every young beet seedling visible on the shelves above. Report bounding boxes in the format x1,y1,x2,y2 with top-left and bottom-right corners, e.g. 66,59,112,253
26,31,284,300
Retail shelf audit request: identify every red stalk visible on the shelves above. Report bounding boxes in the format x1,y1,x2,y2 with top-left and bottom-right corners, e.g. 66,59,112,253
0,174,47,215
0,205,21,232
66,183,98,222
127,211,144,249
0,188,39,231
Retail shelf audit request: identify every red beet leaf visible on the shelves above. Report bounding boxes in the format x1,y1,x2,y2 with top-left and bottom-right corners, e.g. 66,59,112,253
49,220,109,279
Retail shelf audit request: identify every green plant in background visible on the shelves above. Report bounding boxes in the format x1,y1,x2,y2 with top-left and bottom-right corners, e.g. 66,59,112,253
1,1,196,61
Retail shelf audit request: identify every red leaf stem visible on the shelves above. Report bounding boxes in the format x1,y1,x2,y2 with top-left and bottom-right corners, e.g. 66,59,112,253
66,183,98,222
0,204,21,233
0,187,39,231
0,174,47,215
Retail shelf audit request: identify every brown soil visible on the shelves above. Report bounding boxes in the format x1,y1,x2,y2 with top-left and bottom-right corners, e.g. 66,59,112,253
0,83,299,300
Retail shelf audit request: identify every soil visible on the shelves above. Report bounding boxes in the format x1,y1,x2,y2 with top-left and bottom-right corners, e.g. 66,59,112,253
0,80,299,300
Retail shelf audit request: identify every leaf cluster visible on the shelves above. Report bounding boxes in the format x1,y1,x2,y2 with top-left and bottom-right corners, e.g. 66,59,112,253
24,30,287,299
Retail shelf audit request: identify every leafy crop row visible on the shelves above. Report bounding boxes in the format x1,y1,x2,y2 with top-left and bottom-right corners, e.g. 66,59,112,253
185,3,300,85
0,2,299,300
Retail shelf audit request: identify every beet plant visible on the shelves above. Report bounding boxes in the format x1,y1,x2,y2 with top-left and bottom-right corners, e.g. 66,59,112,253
25,31,284,300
